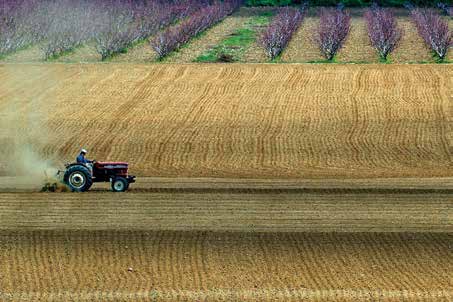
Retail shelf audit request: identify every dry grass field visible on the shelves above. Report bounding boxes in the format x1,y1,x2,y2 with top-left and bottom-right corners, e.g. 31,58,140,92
0,231,452,301
0,62,452,301
0,63,451,179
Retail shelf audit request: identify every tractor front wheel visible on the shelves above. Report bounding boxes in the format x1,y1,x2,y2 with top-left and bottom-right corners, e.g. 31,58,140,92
63,165,93,192
112,177,129,192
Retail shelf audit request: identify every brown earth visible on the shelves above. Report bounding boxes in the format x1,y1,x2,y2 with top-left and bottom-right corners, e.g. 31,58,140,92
2,176,453,192
392,18,433,63
336,10,378,63
278,15,323,62
0,64,451,179
0,231,452,301
0,183,452,231
0,176,451,300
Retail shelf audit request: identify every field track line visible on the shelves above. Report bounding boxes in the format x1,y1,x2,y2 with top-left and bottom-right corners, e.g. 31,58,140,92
0,190,451,232
1,288,453,301
1,177,453,192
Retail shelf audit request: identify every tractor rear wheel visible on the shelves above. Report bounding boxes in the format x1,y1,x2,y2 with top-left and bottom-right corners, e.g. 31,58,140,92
63,165,93,192
112,177,128,192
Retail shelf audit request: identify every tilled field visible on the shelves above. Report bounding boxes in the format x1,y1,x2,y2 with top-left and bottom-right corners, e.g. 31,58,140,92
0,176,451,231
0,64,451,179
0,231,452,301
1,176,451,232
0,179,452,301
0,189,452,232
0,177,451,300
0,62,452,301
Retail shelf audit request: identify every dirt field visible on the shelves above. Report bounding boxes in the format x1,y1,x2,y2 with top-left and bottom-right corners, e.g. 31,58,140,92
280,15,323,62
0,62,451,301
391,18,433,63
0,230,451,301
0,64,451,179
0,178,451,301
0,182,452,231
0,176,451,232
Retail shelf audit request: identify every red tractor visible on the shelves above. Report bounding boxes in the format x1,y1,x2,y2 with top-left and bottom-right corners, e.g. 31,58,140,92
62,161,135,192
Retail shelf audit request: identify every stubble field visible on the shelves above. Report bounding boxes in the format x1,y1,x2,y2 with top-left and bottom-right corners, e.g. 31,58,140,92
1,231,453,301
0,63,452,301
0,182,452,301
0,63,451,179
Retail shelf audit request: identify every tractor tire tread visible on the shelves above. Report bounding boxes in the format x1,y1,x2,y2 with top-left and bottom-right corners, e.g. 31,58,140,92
63,165,93,192
111,177,128,192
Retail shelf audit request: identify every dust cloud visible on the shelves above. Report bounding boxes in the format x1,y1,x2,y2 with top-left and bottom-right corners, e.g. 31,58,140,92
0,66,60,189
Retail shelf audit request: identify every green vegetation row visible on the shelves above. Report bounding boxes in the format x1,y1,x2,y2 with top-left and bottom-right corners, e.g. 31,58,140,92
195,11,273,62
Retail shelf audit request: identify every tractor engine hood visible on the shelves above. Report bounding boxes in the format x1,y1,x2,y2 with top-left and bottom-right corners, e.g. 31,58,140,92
95,162,129,169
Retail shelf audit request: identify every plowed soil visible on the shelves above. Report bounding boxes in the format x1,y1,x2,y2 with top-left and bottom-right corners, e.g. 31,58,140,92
0,62,452,301
0,231,452,301
336,10,378,63
0,177,452,301
0,182,452,231
0,64,451,179
392,18,433,63
280,15,323,62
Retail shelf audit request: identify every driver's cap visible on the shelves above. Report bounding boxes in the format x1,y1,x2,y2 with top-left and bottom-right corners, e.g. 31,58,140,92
81,148,88,154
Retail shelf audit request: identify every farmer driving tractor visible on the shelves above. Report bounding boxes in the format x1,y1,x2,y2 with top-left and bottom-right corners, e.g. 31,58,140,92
58,148,135,192
77,148,94,164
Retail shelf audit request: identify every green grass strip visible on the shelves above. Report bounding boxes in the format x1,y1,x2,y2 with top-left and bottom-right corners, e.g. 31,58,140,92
195,11,273,63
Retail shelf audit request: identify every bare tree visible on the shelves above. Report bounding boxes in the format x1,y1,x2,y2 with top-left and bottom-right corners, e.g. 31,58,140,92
411,8,452,61
0,0,40,56
316,8,351,61
41,0,96,60
365,7,402,61
94,0,208,61
260,4,307,60
151,0,241,59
